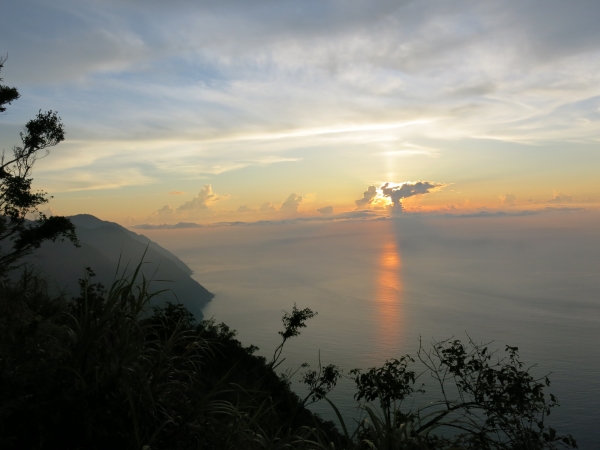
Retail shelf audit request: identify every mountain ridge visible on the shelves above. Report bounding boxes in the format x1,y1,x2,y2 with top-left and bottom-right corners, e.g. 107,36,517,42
23,214,213,319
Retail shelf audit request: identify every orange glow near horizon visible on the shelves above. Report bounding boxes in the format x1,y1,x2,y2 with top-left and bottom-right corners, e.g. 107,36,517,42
373,233,404,355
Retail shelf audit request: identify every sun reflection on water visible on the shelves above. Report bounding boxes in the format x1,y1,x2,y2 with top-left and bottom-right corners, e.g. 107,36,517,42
374,238,404,356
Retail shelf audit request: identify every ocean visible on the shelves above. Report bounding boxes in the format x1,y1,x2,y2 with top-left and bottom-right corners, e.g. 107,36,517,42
140,210,600,448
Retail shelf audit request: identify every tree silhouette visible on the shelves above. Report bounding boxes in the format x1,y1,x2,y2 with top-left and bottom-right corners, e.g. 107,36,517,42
0,56,78,275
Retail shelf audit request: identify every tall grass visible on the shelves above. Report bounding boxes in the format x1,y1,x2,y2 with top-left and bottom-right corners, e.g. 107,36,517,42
0,266,341,449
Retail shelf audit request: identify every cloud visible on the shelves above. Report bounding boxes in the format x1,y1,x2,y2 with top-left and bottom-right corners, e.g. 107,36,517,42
133,209,383,229
546,191,573,203
259,202,276,212
132,205,589,229
40,207,59,217
134,222,204,230
381,142,440,158
355,186,378,208
317,205,334,215
380,181,444,212
500,193,517,206
177,184,226,211
32,161,155,193
26,207,59,220
236,205,255,213
169,191,185,195
334,210,380,220
4,0,600,207
151,204,175,220
280,193,303,212
438,206,586,219
145,185,229,223
542,206,584,213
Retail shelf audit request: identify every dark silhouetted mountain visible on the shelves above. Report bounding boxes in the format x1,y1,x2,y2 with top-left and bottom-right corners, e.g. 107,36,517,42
23,214,213,319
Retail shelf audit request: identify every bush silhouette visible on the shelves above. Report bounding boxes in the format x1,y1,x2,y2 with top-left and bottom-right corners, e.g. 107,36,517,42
0,56,77,277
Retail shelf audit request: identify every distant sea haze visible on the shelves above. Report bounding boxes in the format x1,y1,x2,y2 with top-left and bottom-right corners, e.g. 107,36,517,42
140,211,600,448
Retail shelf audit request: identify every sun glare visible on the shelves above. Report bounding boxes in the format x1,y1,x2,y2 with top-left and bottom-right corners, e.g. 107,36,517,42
373,233,404,357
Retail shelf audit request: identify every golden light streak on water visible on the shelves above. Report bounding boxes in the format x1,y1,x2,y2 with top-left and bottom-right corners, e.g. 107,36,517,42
373,235,404,356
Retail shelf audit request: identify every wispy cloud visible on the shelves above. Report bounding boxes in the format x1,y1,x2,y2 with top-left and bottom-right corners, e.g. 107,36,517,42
1,0,599,215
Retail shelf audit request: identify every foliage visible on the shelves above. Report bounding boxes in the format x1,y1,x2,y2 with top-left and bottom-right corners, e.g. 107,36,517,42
0,56,78,276
0,57,19,114
321,338,577,450
0,268,340,449
300,353,342,407
341,357,425,450
351,356,423,410
270,303,317,370
411,337,578,449
0,265,578,449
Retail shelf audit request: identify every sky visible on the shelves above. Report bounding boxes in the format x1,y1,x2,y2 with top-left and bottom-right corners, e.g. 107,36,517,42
1,0,599,225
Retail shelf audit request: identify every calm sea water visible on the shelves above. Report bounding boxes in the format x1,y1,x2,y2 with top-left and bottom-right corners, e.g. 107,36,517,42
140,211,600,448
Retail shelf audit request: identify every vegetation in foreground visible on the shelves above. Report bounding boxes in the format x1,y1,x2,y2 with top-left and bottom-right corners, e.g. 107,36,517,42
0,56,77,278
0,266,577,449
0,267,342,449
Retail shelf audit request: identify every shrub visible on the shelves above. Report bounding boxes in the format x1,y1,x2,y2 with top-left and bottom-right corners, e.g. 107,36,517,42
0,268,340,449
